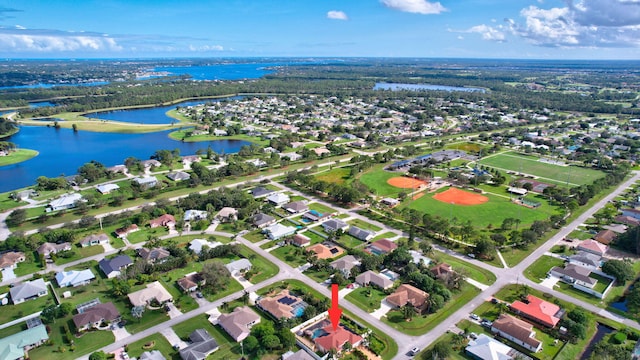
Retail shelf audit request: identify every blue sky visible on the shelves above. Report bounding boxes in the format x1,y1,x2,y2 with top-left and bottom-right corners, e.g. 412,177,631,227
1,0,640,59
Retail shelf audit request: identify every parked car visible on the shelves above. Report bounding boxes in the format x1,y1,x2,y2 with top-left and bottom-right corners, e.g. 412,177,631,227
410,347,420,356
470,313,480,321
196,292,204,298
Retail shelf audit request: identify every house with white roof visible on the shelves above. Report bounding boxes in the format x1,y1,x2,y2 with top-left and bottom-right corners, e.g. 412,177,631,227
225,259,252,275
10,279,48,304
133,176,158,189
56,269,96,287
47,193,83,212
96,183,120,194
189,239,223,254
184,209,208,222
266,192,290,206
263,223,296,240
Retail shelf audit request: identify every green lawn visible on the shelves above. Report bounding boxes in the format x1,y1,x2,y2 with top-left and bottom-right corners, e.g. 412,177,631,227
314,167,353,185
433,252,497,285
345,287,388,312
383,283,481,335
55,245,104,265
373,231,397,240
336,234,366,250
479,151,605,185
125,333,176,359
405,186,558,229
271,245,308,268
445,142,486,154
308,202,337,215
523,255,565,283
0,149,38,166
28,321,115,360
359,164,403,197
238,245,280,283
127,227,169,244
347,218,383,232
0,293,56,324
243,229,266,243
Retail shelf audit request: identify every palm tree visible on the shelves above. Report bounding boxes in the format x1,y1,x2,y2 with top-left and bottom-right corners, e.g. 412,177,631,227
401,304,417,321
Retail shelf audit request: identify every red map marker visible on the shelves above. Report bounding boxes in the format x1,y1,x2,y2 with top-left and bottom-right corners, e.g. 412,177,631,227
328,283,342,331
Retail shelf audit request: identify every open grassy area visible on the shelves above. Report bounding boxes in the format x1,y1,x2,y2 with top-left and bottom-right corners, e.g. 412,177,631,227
238,245,280,283
345,287,388,312
479,151,604,185
314,167,353,185
20,116,185,133
0,292,56,324
433,252,497,285
271,245,308,268
0,149,38,166
168,128,268,146
383,283,481,335
308,202,337,215
347,218,383,232
125,333,176,359
126,226,170,244
406,186,557,229
444,141,486,154
373,231,397,240
28,322,115,360
523,255,565,283
359,164,403,197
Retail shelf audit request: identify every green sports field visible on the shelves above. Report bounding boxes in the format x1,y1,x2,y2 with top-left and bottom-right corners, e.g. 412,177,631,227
479,152,604,186
359,164,404,197
404,187,558,229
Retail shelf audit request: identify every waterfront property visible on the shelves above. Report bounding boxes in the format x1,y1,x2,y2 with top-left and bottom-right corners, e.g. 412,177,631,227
96,183,120,194
46,193,83,212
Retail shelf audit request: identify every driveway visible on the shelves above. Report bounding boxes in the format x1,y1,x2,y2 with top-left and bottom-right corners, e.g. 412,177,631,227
112,326,132,342
371,299,394,320
1,267,15,282
166,303,182,319
160,327,188,349
540,275,560,289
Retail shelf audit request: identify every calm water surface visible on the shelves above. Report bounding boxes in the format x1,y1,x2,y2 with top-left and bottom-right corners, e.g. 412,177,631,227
0,126,250,192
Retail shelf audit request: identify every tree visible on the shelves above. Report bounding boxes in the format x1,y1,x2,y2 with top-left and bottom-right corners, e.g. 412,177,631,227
474,238,494,258
89,351,107,360
261,334,280,350
200,260,231,292
401,304,417,321
243,335,259,353
602,260,634,283
131,305,145,320
6,208,27,227
278,328,296,349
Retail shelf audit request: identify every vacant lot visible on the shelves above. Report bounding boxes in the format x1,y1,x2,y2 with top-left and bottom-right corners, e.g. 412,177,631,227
479,152,604,185
315,167,352,185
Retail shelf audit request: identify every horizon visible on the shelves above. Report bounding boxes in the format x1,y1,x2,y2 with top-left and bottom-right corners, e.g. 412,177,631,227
1,1,640,60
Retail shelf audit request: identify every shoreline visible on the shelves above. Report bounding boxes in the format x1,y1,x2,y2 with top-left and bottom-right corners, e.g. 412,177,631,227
0,149,39,167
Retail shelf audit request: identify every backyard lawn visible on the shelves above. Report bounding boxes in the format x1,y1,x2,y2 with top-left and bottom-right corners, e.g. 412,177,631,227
433,252,497,285
345,287,388,312
271,245,308,268
125,333,176,359
523,255,565,283
348,218,382,232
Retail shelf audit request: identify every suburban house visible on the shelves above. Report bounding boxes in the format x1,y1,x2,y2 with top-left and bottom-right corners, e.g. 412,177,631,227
312,322,363,354
290,233,311,247
282,349,315,360
252,213,276,228
79,233,110,247
184,209,208,222
263,223,297,240
98,255,133,278
312,147,331,157
128,281,173,307
282,201,309,214
246,158,267,168
322,219,349,233
133,176,158,189
10,279,48,304
355,270,394,289
179,329,219,360
367,239,398,255
577,239,608,256
55,269,96,287
491,314,543,353
182,155,201,165
279,152,302,161
107,164,127,174
266,192,290,206
0,251,25,270
216,207,238,222
568,251,601,270
409,250,432,266
348,226,375,241
137,247,171,264
141,159,161,169
46,193,83,212
11,189,37,201
594,229,617,245
510,294,562,328
216,306,261,342
330,255,360,277
148,214,176,229
114,224,140,239
430,263,455,280
37,242,72,258
465,334,523,360
257,289,307,319
73,302,121,331
188,238,223,254
0,325,48,360
386,284,429,314
96,183,120,194
302,210,331,222
306,243,345,260
250,187,275,198
140,351,166,360
225,259,252,275
614,214,640,226
177,272,205,293
167,171,191,182
549,264,614,298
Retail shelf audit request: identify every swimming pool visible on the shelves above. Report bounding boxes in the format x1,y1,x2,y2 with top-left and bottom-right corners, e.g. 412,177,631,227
311,328,328,339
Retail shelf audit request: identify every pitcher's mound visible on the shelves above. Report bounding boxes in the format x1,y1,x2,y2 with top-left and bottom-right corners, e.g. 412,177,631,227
387,177,428,189
433,187,488,206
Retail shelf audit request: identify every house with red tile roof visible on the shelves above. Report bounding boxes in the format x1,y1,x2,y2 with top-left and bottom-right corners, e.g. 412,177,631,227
430,263,454,280
386,284,429,314
510,295,561,328
149,214,175,229
577,239,608,256
594,229,616,245
366,239,397,255
313,323,363,354
306,243,344,260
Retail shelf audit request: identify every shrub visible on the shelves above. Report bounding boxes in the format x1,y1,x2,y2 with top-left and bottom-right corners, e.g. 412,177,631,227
612,332,627,344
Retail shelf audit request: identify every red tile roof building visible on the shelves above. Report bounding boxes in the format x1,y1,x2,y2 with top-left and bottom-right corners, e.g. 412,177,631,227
510,295,561,328
313,323,363,354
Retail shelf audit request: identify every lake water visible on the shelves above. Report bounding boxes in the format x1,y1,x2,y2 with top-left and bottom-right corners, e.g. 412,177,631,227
579,323,614,360
154,62,282,80
92,97,241,124
0,126,251,192
374,82,486,93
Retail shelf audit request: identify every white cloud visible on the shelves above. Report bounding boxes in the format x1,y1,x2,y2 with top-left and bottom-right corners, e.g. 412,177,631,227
0,28,122,52
327,10,348,20
380,0,447,15
188,44,224,51
465,24,506,41
508,1,640,47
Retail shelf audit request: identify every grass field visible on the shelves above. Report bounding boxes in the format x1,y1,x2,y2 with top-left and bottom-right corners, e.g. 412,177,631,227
0,149,38,166
315,167,353,185
433,252,497,285
345,287,388,312
445,141,486,154
359,164,404,197
168,128,268,145
20,116,184,133
405,186,558,229
479,151,604,185
126,333,176,359
523,255,565,283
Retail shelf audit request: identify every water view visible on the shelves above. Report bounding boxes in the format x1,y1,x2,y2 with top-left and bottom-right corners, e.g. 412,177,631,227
154,63,280,80
374,82,486,93
0,126,251,192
